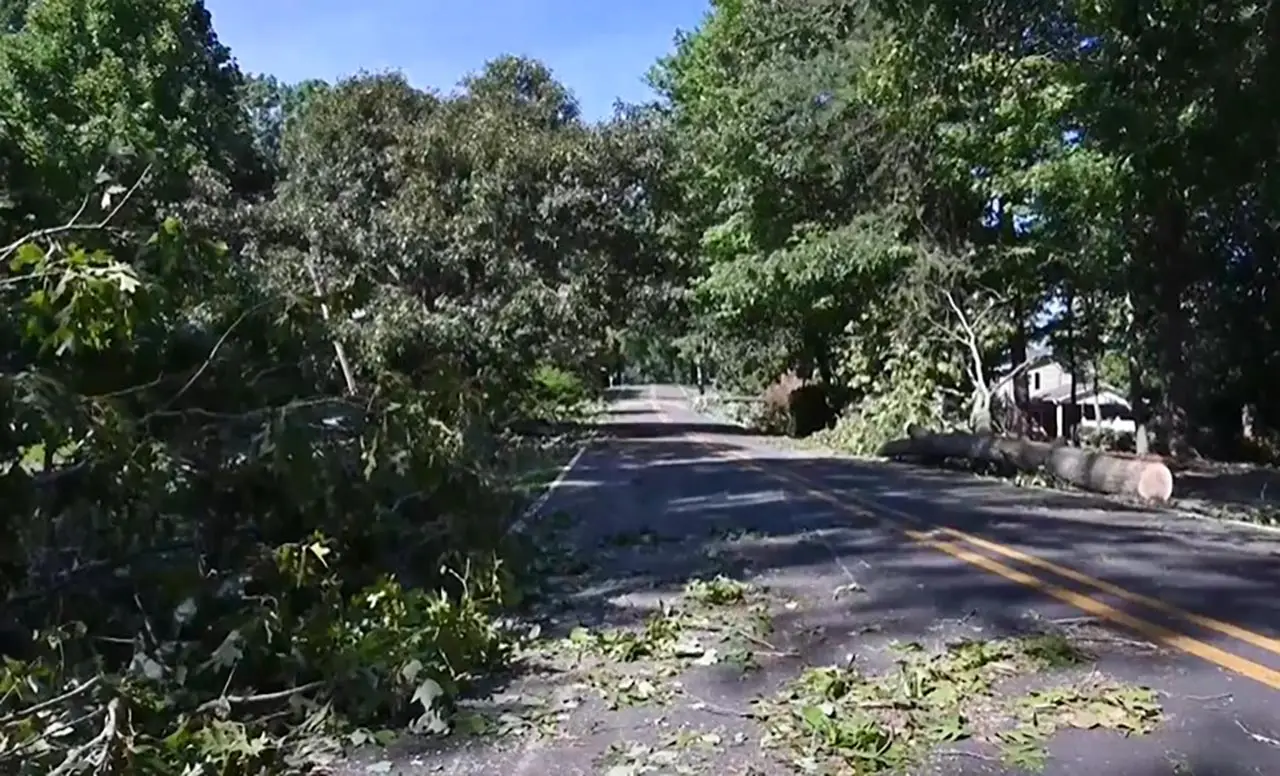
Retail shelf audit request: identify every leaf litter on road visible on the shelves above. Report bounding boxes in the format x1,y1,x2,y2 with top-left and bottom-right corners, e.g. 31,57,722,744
754,632,1163,774
433,510,1166,775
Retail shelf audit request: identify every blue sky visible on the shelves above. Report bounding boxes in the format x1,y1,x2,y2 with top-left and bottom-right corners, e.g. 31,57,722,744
205,0,710,122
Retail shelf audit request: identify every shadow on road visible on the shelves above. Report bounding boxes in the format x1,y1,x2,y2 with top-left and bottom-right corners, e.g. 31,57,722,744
772,455,1280,642
555,419,760,439
527,419,1280,642
493,415,1280,775
603,386,649,401
326,410,1280,776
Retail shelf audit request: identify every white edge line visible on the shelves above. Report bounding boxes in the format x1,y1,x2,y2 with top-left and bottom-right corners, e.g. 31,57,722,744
506,430,596,776
1165,504,1280,537
505,430,596,537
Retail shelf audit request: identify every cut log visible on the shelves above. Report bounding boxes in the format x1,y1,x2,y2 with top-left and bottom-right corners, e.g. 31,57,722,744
880,425,1175,502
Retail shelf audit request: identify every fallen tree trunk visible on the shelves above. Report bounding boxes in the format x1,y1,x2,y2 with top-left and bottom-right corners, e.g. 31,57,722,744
878,425,1174,502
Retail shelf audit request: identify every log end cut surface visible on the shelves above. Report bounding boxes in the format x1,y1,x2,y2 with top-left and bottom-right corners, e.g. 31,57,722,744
1136,462,1175,502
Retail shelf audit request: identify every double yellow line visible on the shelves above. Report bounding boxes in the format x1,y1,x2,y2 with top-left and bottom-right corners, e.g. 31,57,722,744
762,461,1280,690
645,394,1280,690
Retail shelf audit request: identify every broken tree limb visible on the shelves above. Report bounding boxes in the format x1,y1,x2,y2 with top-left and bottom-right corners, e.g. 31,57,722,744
879,425,1174,502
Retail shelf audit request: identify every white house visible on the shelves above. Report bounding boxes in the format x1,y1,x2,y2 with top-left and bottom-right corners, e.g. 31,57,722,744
992,349,1135,437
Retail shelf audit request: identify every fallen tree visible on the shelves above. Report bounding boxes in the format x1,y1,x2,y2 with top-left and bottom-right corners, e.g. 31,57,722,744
879,425,1175,502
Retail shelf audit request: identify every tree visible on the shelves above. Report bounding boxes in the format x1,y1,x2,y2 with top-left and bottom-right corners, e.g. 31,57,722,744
0,15,668,772
653,0,1280,459
0,0,267,237
239,73,329,179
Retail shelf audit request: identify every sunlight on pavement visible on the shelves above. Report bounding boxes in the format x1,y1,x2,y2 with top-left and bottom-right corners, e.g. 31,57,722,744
665,489,791,512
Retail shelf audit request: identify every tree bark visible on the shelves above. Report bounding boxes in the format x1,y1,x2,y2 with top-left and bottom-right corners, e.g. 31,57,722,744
1124,288,1152,456
1091,363,1103,444
1009,300,1030,435
1152,199,1193,456
879,425,1174,502
1064,286,1079,444
1241,403,1256,441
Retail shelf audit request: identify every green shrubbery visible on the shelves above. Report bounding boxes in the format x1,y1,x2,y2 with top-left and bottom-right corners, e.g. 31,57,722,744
528,363,591,418
0,4,668,771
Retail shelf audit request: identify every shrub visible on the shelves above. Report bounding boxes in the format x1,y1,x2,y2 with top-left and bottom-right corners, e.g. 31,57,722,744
816,379,948,455
533,363,587,405
787,383,837,438
526,363,589,419
754,373,804,435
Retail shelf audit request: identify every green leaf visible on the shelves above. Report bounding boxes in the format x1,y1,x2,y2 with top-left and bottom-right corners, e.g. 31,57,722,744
10,241,45,270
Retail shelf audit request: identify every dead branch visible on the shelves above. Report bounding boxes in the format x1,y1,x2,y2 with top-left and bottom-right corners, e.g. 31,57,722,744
989,354,1036,395
47,697,119,776
0,165,153,262
303,232,358,396
0,677,101,727
195,679,327,715
145,297,282,418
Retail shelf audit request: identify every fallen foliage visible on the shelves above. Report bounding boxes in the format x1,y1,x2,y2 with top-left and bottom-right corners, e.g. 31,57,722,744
755,635,1161,774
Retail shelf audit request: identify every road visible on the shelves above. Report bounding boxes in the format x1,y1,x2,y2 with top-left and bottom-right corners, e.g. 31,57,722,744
349,384,1280,776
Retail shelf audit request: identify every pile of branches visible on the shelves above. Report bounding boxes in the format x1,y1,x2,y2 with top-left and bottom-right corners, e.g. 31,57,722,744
0,177,548,774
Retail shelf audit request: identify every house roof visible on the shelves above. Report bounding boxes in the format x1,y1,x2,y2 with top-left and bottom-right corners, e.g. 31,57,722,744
994,343,1054,374
1034,382,1128,406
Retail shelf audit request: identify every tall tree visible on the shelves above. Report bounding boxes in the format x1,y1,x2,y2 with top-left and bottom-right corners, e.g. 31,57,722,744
0,0,265,237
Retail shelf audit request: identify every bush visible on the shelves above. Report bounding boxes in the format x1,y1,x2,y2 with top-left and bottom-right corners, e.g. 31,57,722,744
0,340,538,773
787,383,837,438
526,364,589,419
816,379,948,455
1237,433,1280,465
533,363,587,405
1078,426,1136,453
754,373,804,435
0,28,653,772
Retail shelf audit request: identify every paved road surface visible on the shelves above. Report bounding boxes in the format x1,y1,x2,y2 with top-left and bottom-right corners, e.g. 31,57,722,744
347,384,1280,776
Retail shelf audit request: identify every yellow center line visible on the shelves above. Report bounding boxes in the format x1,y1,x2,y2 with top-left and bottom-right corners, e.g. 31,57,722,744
767,459,1280,659
901,529,1280,689
649,418,1280,691
932,525,1280,657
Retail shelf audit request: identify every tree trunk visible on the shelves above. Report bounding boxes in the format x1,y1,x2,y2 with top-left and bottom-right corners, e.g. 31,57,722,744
1010,305,1030,435
1125,196,1195,457
1065,286,1078,444
1241,403,1256,441
814,333,833,385
1124,288,1152,455
1152,200,1193,456
970,388,993,434
1091,365,1103,444
880,426,1174,502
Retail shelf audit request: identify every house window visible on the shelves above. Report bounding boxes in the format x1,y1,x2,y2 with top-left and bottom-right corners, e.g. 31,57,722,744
1032,372,1040,391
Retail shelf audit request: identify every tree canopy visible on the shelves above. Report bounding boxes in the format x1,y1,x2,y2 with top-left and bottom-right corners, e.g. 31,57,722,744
0,2,671,770
657,0,1280,456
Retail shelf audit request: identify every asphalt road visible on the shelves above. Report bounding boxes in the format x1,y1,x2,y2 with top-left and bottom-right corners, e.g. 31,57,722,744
347,384,1280,776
